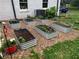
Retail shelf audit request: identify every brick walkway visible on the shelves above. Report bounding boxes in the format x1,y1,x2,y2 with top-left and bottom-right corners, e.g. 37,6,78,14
4,20,79,59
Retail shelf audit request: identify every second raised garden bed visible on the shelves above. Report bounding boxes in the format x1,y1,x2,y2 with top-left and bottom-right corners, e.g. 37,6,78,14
9,20,19,29
51,22,72,33
14,29,37,49
35,25,58,39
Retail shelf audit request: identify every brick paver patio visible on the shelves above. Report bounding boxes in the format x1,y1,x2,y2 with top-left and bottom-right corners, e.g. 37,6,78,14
3,20,79,59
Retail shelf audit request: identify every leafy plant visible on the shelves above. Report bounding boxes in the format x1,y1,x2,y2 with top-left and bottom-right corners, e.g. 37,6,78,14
18,36,26,43
46,6,56,18
36,25,55,33
0,40,16,53
2,40,16,48
0,47,4,52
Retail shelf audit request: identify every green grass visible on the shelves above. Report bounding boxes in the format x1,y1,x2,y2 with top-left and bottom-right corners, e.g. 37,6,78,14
69,10,79,19
22,50,40,59
73,21,79,30
43,38,79,59
59,9,79,30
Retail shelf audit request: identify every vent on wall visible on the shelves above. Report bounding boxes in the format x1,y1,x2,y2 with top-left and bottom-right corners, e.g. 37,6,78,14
35,9,46,16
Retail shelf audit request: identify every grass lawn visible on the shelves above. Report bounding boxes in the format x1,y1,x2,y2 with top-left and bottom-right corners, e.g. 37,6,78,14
59,9,79,30
43,38,79,59
21,50,40,59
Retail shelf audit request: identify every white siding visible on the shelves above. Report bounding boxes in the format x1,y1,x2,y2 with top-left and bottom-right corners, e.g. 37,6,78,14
0,0,58,20
0,0,14,20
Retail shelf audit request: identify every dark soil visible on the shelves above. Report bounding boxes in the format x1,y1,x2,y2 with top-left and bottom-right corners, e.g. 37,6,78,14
14,29,35,43
36,25,55,33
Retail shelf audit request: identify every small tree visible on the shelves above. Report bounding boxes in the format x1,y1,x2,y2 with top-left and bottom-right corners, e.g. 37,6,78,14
46,6,56,18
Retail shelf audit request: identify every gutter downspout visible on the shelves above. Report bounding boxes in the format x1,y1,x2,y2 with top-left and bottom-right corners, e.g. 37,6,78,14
11,0,17,20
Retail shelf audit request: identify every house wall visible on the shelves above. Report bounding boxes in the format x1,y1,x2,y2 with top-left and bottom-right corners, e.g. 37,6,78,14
0,0,57,20
0,0,14,20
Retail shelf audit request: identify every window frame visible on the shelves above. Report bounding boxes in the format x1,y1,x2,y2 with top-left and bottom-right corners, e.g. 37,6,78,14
42,0,48,8
19,0,28,10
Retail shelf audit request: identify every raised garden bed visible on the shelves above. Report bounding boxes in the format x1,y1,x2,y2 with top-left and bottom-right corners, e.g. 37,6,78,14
9,20,19,29
51,22,72,33
14,29,37,49
24,18,37,25
35,25,57,39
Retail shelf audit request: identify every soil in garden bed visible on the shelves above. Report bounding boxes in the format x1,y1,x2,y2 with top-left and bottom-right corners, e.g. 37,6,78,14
36,25,55,33
54,22,71,28
14,29,35,43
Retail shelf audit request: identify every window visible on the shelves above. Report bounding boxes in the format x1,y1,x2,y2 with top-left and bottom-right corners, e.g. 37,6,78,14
42,0,48,8
19,0,28,9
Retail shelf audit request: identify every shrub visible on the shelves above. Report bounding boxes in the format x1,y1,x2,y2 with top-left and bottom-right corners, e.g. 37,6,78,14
46,6,56,18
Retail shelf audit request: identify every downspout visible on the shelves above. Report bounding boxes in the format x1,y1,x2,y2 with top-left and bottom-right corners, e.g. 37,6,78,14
11,0,17,20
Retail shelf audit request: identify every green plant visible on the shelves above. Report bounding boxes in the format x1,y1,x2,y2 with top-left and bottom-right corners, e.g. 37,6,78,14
2,40,16,48
18,36,26,43
22,50,40,59
36,15,45,19
29,50,40,59
0,40,16,53
73,21,79,30
0,47,4,52
46,6,56,18
36,25,55,33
